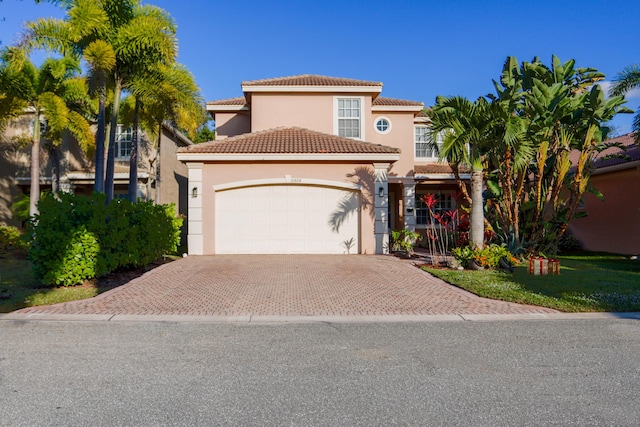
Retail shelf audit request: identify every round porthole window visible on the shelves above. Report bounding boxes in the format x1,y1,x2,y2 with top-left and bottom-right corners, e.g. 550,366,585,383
374,117,391,134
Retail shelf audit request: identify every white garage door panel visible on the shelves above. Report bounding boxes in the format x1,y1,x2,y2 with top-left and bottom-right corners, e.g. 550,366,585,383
215,185,359,254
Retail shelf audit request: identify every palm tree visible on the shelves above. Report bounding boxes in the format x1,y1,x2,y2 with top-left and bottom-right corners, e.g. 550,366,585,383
610,64,640,142
83,39,116,193
123,62,206,202
24,0,178,201
102,2,177,202
0,49,93,216
427,96,496,250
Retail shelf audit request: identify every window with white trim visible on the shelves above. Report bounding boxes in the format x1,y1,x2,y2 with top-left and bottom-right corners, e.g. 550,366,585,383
116,126,132,158
415,192,455,226
415,126,442,159
374,117,391,134
337,98,361,138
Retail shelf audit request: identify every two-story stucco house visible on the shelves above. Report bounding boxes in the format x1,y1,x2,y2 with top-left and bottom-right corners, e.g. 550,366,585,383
177,75,464,255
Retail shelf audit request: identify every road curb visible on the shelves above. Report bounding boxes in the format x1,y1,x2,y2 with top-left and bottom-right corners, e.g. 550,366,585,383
1,312,639,324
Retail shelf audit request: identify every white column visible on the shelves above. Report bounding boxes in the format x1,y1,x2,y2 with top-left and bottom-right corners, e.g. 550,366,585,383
403,182,416,232
186,162,203,255
136,182,147,201
373,163,390,254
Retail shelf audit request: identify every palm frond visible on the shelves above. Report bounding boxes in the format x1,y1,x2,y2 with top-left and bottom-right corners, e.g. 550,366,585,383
609,64,640,97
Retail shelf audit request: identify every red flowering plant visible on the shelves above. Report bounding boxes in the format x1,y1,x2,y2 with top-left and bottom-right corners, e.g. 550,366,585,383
420,193,459,265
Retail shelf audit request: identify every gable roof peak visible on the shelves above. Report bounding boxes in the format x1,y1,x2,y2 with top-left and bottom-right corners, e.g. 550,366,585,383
241,74,383,91
242,74,383,86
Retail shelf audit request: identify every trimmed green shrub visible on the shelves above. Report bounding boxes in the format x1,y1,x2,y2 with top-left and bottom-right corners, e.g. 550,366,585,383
27,193,182,286
33,226,101,286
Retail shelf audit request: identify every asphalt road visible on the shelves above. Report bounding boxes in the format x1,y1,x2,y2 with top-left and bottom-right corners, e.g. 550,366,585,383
1,318,639,426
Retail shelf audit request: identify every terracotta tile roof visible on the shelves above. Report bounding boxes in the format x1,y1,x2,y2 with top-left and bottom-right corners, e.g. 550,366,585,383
414,164,470,174
242,74,382,87
592,132,640,169
206,96,246,106
178,127,400,154
568,132,640,170
416,109,430,118
373,96,423,107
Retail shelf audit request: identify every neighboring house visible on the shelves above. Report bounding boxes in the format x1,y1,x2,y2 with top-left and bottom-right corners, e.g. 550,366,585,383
0,113,193,243
568,132,640,255
177,74,465,255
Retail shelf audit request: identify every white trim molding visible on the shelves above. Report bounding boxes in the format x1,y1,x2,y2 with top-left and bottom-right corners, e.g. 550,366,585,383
213,177,362,192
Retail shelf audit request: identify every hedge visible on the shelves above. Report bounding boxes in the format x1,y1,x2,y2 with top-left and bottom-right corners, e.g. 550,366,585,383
27,193,182,286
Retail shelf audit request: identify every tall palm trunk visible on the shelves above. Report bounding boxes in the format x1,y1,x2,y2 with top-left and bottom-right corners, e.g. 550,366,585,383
128,98,140,202
470,164,484,250
29,110,42,217
105,77,122,202
155,122,162,203
94,90,107,193
50,145,60,194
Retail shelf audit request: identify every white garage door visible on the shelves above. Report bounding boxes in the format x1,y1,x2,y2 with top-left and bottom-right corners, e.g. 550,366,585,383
215,185,360,254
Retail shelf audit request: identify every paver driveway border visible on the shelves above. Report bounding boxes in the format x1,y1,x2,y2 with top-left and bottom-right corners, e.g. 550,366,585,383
4,255,640,323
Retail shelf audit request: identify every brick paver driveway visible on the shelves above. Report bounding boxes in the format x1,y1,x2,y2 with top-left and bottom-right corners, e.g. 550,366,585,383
15,255,558,318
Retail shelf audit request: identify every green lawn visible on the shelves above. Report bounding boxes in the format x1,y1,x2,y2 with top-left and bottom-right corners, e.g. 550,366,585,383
0,253,176,313
0,256,100,313
423,252,640,312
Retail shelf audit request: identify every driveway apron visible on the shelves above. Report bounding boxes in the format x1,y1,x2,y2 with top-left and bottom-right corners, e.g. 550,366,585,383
14,255,558,317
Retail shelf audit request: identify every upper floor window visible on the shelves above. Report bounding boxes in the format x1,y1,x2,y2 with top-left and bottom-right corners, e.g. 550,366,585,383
116,126,133,158
336,97,362,139
415,126,442,160
374,117,391,134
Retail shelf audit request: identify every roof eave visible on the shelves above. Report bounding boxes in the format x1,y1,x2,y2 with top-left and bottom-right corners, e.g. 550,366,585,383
592,159,640,175
177,153,400,162
206,104,249,112
372,105,424,112
241,85,383,94
414,173,471,180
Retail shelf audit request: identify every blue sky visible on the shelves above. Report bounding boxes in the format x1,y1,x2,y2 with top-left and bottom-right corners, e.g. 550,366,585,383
2,0,639,133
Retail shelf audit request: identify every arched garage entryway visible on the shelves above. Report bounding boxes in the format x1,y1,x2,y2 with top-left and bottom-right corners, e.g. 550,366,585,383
214,180,360,254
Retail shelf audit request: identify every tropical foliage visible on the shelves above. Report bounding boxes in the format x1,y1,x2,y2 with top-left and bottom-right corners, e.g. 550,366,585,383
0,50,94,216
427,55,631,255
23,0,206,202
609,64,640,142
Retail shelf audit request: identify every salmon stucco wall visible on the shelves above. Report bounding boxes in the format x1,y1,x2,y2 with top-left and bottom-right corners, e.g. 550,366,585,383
198,161,377,254
367,111,416,177
215,112,250,139
250,93,374,140
569,167,640,255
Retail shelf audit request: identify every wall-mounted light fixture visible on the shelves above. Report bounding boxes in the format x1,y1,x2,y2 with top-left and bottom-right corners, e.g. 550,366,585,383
379,187,384,198
191,187,198,198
